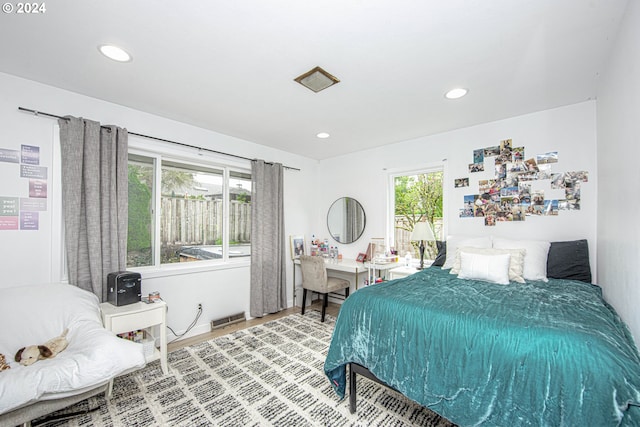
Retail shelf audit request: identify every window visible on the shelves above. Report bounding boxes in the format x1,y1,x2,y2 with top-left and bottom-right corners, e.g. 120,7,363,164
127,153,251,268
390,168,443,260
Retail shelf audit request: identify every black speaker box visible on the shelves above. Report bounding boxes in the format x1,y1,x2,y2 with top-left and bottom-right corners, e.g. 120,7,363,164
107,271,142,306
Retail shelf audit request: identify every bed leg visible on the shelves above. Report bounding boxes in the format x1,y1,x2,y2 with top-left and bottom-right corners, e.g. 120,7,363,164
349,363,356,414
106,379,114,399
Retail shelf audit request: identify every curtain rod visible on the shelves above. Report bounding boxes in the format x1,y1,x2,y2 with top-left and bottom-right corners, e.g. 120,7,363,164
18,107,300,171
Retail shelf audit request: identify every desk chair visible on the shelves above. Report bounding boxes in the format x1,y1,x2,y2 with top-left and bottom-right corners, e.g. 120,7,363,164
299,255,350,322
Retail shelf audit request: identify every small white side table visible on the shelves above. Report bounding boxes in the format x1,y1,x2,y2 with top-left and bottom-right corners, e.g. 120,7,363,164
100,300,168,375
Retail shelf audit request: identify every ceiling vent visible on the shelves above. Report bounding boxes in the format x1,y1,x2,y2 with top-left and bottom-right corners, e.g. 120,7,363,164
294,66,340,93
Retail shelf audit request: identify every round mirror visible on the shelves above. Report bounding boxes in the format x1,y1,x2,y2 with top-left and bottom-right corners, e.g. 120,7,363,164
327,197,366,244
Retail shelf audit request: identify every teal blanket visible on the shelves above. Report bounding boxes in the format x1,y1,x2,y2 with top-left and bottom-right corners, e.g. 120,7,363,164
324,267,640,426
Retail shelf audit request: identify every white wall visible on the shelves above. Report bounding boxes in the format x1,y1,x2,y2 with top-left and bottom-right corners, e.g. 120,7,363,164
0,71,318,341
318,102,598,271
596,0,640,343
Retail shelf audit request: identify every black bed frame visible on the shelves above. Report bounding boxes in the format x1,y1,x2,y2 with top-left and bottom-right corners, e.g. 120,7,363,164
349,362,401,413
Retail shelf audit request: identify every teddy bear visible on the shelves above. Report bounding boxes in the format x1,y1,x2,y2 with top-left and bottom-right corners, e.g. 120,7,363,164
15,328,69,366
0,354,10,371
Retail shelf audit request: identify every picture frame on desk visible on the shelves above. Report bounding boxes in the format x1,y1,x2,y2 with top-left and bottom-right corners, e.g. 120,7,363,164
356,252,367,262
290,235,305,259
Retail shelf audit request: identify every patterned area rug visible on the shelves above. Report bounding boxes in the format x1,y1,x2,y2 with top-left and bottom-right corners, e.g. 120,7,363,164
36,311,455,426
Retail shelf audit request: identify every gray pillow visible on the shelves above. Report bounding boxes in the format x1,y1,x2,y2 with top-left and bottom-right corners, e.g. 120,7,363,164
546,239,591,283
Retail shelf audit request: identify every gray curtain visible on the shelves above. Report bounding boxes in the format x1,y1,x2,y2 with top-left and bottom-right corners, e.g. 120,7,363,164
58,117,128,302
250,159,286,317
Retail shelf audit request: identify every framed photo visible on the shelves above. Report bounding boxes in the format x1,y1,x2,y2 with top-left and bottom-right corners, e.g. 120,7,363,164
290,235,305,259
356,252,367,263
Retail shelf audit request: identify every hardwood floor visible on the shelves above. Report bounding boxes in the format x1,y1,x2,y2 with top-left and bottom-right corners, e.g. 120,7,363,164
168,300,341,352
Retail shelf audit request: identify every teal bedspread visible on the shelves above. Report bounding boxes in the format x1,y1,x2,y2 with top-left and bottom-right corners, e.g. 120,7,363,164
324,267,640,426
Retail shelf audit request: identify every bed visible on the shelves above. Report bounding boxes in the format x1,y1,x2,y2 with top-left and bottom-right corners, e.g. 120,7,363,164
324,239,640,426
0,283,146,425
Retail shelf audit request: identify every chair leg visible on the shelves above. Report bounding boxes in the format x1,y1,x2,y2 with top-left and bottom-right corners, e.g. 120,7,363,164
321,293,328,322
301,289,307,315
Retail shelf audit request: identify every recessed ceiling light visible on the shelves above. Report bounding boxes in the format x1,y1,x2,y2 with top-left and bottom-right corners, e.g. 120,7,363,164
316,132,330,139
98,45,132,62
445,88,468,99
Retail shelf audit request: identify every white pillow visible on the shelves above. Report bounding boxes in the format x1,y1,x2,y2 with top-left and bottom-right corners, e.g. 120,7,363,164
450,246,526,283
493,237,550,281
457,252,511,285
442,235,493,270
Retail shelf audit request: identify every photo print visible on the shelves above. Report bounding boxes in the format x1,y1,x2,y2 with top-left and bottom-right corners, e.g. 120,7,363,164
532,189,545,206
473,195,486,217
473,149,484,164
558,199,580,210
484,146,500,157
533,205,545,215
503,174,519,188
498,139,513,162
469,162,484,173
544,200,559,216
508,159,527,173
500,196,515,213
566,170,589,183
495,162,506,180
455,177,470,188
518,182,531,203
524,158,539,172
565,182,581,209
510,205,526,221
537,151,558,164
536,170,551,180
513,147,525,161
485,214,496,226
500,138,513,152
461,195,475,217
478,179,490,195
550,173,566,189
500,186,519,197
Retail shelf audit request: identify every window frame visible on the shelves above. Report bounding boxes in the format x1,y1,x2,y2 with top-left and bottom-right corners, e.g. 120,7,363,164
387,162,446,252
127,145,252,277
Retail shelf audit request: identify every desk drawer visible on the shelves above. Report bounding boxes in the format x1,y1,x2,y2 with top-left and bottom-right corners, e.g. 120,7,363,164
107,307,164,333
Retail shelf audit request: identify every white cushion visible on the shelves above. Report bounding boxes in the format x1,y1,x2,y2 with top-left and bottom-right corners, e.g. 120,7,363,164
442,235,493,270
450,246,526,283
457,252,511,285
493,237,551,281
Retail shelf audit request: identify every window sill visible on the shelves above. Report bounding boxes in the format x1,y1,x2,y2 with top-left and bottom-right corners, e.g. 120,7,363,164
129,258,251,279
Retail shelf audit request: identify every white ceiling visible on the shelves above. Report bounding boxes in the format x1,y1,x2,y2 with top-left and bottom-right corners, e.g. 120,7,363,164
0,0,628,160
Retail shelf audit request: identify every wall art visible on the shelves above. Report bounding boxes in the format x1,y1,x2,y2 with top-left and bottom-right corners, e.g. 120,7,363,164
457,139,588,226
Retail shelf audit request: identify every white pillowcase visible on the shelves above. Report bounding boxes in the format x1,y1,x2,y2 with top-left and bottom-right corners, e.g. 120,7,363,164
442,235,493,270
457,252,511,285
450,246,526,283
493,237,550,282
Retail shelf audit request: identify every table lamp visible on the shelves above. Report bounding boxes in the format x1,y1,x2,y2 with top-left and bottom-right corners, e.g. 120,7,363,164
410,222,436,270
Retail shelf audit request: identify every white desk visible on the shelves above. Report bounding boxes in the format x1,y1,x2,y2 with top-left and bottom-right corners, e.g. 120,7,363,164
292,258,400,305
388,266,419,279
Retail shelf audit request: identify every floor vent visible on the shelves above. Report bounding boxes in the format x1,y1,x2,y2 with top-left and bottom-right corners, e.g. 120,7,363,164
210,312,246,330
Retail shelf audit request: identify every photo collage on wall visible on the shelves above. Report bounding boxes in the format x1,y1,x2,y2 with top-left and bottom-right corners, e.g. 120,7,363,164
456,139,588,226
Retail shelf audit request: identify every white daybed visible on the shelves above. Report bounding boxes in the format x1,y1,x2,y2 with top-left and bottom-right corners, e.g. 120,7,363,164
0,283,146,425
